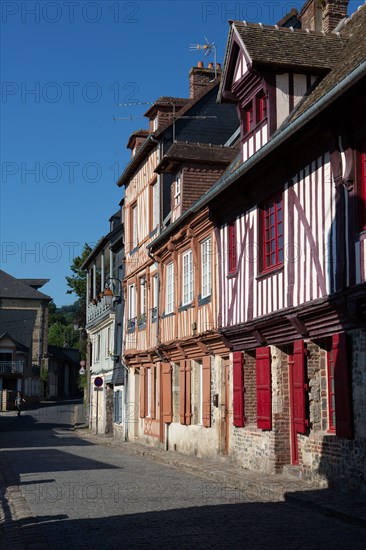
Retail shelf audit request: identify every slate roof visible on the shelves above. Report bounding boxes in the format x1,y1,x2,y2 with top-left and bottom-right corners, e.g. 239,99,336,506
154,141,237,173
19,279,49,290
0,332,29,353
0,270,51,300
48,345,80,365
231,21,348,70
0,310,37,349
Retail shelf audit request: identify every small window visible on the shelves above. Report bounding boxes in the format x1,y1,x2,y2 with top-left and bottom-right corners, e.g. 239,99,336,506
95,334,101,363
201,237,212,298
174,173,181,206
257,91,267,123
262,194,283,272
228,221,237,274
131,203,138,249
182,250,193,305
153,116,158,131
128,284,136,320
166,263,175,314
151,182,159,230
244,101,254,134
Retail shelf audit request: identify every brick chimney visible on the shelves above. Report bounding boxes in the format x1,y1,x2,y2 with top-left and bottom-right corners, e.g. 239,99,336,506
299,0,349,32
322,0,349,33
189,62,221,99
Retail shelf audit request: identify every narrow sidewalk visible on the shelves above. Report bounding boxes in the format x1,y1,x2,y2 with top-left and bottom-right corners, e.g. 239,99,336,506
76,428,366,528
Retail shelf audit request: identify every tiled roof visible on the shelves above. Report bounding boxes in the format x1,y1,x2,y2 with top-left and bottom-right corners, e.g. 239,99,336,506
18,278,49,290
232,21,348,70
155,141,237,173
287,4,366,123
0,270,51,300
0,310,37,349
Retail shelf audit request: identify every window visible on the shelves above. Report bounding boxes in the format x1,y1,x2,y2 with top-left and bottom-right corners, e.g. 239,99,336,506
182,250,193,305
128,284,136,330
244,101,254,134
357,142,366,231
138,278,146,327
201,237,211,299
114,390,122,424
105,327,111,358
153,116,158,131
151,182,159,230
166,263,174,314
257,91,267,123
94,334,101,363
147,368,152,417
228,221,237,274
152,274,158,321
262,194,283,271
131,203,138,249
174,173,181,206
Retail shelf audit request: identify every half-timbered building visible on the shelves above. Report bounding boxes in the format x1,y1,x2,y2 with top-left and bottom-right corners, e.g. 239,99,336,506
194,0,366,490
119,64,239,445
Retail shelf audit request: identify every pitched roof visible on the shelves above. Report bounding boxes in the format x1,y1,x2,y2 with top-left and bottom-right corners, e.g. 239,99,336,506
117,78,222,188
0,270,51,300
0,310,37,349
144,97,189,117
0,332,29,353
231,21,347,70
287,4,366,123
48,344,80,365
19,279,49,290
154,141,237,173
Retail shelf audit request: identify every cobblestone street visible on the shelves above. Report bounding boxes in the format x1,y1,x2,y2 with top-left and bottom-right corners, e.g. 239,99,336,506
1,401,365,549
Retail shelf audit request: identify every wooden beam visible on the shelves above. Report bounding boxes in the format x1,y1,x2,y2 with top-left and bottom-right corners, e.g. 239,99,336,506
196,340,210,355
252,329,267,346
286,314,308,337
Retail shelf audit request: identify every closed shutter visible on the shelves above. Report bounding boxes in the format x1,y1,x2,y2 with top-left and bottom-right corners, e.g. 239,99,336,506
233,351,245,427
333,333,353,439
162,362,172,422
256,346,272,430
140,368,145,418
202,356,211,428
113,392,117,422
179,361,186,424
293,340,308,434
185,360,192,426
151,364,156,419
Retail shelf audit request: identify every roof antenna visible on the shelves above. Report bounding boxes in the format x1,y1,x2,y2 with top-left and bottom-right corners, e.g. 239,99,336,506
189,37,217,80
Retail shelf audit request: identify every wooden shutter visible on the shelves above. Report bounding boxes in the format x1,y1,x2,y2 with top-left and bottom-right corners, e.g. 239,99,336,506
185,360,192,425
333,333,353,439
256,347,272,430
139,368,145,418
202,356,211,428
293,340,308,434
233,351,245,427
162,362,172,423
151,364,156,419
179,361,186,424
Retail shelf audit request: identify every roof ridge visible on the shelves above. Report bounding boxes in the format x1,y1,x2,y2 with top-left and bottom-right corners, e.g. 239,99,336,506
232,20,346,38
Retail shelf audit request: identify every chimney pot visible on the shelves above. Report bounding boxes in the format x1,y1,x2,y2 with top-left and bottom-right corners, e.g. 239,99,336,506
216,63,221,70
197,61,204,68
208,62,214,69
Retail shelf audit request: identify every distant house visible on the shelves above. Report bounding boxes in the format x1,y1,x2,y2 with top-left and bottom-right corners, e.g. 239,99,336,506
47,345,80,399
0,270,51,408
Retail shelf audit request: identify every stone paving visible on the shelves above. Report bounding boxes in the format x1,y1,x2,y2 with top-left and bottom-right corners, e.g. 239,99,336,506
1,401,366,549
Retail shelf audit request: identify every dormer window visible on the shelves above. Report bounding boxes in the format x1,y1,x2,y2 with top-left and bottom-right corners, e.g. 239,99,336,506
257,91,267,123
244,101,254,134
153,116,158,131
174,173,181,206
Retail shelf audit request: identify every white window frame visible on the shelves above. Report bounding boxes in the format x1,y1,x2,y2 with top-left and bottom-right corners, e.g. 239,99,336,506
95,334,101,363
174,173,181,206
152,182,159,229
140,278,146,315
132,204,138,249
166,262,174,314
153,274,158,310
153,116,158,131
128,284,136,320
105,326,111,358
201,237,212,299
182,249,193,306
147,368,152,417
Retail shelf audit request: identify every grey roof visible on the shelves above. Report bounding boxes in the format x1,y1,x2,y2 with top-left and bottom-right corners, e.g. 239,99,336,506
154,141,237,173
19,278,50,290
0,310,37,349
232,21,347,70
0,332,29,353
0,270,51,300
48,345,80,365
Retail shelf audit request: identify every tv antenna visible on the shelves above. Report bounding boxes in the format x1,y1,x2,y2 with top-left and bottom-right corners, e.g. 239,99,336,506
189,37,217,79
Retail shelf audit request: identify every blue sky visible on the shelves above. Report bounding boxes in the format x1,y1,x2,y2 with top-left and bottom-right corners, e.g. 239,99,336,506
1,0,360,306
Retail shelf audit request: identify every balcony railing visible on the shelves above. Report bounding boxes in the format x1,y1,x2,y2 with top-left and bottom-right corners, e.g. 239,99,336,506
87,296,113,323
0,361,24,374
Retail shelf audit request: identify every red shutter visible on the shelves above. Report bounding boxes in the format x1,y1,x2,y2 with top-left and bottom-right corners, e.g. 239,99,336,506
151,364,156,420
179,361,186,424
202,356,211,428
233,351,245,427
162,362,172,423
139,367,145,418
333,333,353,439
256,347,272,430
293,340,308,434
185,360,192,426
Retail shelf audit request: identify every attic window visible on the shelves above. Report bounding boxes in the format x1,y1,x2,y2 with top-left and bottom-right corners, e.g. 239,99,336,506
244,101,254,134
257,91,267,123
153,116,158,131
174,173,181,206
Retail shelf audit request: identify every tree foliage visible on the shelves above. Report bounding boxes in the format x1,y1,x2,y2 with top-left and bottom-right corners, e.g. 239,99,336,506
65,243,92,329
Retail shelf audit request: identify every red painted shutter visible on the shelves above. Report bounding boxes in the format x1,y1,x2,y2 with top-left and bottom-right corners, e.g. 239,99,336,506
151,364,156,420
179,361,186,424
202,356,211,428
233,351,245,427
162,362,172,423
333,333,353,439
256,347,272,430
139,368,145,418
293,340,308,434
185,360,192,426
